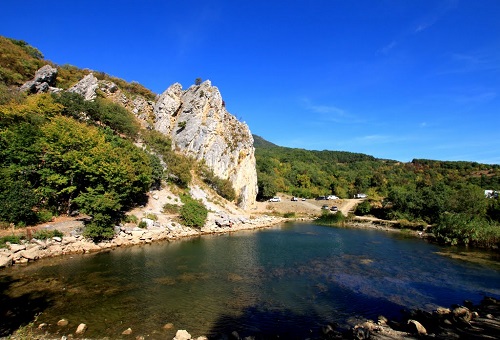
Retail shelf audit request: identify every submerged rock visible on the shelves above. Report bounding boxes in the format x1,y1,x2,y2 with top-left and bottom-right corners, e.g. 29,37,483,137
57,319,69,327
122,327,133,335
75,323,87,334
173,329,192,340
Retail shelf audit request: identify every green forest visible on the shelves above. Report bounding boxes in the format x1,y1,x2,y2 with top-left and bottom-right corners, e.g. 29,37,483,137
254,136,500,248
1,36,499,249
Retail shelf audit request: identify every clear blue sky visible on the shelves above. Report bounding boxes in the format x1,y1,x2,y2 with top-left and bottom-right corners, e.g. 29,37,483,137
2,1,499,163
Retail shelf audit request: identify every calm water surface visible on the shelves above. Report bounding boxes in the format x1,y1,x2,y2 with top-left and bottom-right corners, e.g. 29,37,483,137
1,222,499,339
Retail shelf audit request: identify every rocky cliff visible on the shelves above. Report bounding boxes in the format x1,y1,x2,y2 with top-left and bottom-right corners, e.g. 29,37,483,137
153,80,258,210
21,67,258,209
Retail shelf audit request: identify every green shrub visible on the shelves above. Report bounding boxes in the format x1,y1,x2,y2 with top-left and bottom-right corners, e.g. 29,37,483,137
315,211,346,226
162,203,180,214
137,220,148,229
283,212,296,218
82,213,115,241
144,212,158,221
124,214,138,224
83,222,115,241
36,209,53,223
199,166,236,201
0,235,23,248
433,213,500,248
180,194,208,228
32,229,63,240
355,200,371,215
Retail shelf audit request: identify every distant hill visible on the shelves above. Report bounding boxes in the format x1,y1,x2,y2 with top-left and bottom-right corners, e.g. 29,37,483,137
252,134,500,202
252,134,279,149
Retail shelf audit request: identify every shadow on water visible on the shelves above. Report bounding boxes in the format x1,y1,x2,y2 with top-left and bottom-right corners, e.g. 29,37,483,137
206,295,409,340
0,275,55,337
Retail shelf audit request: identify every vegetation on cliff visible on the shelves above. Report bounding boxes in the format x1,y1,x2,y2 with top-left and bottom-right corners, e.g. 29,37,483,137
0,37,230,239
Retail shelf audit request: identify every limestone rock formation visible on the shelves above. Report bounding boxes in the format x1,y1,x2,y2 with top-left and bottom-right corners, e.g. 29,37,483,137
154,80,258,209
20,64,60,94
98,79,154,127
68,73,99,100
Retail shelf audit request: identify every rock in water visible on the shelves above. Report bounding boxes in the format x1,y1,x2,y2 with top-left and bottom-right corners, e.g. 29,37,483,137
75,323,87,335
173,329,192,340
57,319,69,327
407,319,427,335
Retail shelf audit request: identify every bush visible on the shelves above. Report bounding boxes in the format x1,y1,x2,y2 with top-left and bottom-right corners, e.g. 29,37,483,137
180,195,208,228
199,166,236,201
283,212,296,218
83,221,115,241
355,200,371,215
82,213,116,241
315,211,346,226
0,234,23,248
162,203,180,214
433,213,500,248
137,221,148,229
36,209,53,223
144,212,157,221
32,229,63,240
123,214,138,224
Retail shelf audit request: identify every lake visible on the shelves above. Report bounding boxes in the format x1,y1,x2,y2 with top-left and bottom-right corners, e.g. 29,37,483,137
1,222,499,339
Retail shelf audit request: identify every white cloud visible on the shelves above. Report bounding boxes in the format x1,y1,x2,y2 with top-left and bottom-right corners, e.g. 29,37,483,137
300,97,354,123
378,41,397,55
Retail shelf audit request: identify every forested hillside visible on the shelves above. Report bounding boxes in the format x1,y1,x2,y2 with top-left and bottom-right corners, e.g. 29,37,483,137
254,136,500,248
1,36,499,249
0,37,226,240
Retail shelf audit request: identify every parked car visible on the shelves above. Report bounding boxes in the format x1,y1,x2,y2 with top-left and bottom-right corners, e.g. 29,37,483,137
291,197,298,201
330,206,338,211
326,195,339,200
321,204,330,210
269,197,281,202
301,198,306,201
354,193,367,198
316,196,327,200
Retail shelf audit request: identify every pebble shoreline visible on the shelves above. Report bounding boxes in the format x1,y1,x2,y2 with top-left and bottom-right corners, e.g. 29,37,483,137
0,214,287,269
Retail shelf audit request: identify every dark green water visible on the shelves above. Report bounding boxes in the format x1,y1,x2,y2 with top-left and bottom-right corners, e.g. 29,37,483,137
1,222,499,339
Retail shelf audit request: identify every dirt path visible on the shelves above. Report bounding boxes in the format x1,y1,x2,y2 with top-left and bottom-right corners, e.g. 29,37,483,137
253,195,363,217
339,198,363,215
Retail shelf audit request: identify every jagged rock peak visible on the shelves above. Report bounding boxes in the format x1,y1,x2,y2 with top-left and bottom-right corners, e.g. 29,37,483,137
154,80,258,210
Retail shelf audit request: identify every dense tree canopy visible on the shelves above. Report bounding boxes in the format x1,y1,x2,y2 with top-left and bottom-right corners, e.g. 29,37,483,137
0,93,159,235
254,136,500,248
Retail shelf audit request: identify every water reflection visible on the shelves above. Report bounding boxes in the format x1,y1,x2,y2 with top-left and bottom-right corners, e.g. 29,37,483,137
0,223,499,339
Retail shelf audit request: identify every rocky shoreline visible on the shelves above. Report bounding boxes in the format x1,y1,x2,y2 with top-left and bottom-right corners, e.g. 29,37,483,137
0,214,287,269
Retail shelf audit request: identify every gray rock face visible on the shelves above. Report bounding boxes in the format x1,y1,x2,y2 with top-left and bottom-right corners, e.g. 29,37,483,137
154,81,258,209
68,73,99,100
20,64,58,93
